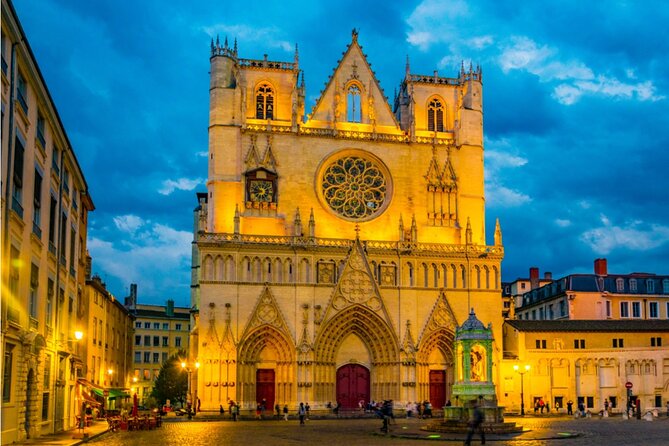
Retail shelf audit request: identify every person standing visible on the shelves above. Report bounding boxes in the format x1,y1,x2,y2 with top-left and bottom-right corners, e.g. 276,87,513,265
305,402,311,420
567,400,573,416
219,404,225,415
275,403,281,419
465,404,485,446
298,402,306,425
283,404,289,421
231,402,238,421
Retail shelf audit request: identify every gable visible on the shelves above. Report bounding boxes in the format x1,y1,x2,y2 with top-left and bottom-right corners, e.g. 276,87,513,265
306,30,400,131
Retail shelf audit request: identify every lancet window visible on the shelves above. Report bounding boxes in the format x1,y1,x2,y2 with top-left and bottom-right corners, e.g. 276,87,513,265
347,84,362,122
427,98,444,132
255,83,274,120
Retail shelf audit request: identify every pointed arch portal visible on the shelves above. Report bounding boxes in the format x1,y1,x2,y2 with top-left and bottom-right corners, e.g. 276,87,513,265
336,364,370,409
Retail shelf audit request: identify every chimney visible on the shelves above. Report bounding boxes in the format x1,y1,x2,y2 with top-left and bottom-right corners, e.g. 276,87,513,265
166,299,175,317
594,258,608,276
544,272,552,280
530,267,539,290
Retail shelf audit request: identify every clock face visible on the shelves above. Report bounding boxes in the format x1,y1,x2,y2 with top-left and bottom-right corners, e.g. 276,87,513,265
249,180,274,202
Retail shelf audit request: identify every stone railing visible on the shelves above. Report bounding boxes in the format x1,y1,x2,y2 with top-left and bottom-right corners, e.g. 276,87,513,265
197,232,503,256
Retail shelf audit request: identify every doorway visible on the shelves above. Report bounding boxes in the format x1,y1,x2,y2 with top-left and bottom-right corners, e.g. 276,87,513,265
336,364,370,409
255,369,275,411
429,370,446,409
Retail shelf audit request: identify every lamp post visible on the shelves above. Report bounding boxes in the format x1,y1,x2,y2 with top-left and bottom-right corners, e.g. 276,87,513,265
513,364,530,416
181,361,200,419
106,369,114,412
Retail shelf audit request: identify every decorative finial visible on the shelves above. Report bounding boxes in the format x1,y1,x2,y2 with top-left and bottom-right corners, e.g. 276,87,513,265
354,224,360,239
300,71,305,89
210,38,215,54
294,43,299,66
351,28,359,42
233,38,238,56
465,217,473,245
308,208,315,238
405,54,410,77
224,36,228,49
460,61,465,77
494,218,502,246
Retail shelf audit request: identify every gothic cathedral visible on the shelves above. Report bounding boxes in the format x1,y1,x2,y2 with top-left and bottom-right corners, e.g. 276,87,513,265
191,30,504,411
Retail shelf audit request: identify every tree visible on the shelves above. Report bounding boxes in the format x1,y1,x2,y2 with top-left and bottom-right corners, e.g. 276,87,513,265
150,350,188,407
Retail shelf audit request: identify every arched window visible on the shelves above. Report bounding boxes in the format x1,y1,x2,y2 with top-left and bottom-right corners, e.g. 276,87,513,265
255,83,274,120
347,84,361,122
427,98,444,132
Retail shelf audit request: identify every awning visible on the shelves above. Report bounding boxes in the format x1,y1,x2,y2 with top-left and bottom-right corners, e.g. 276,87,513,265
81,391,102,406
91,388,130,399
77,378,105,391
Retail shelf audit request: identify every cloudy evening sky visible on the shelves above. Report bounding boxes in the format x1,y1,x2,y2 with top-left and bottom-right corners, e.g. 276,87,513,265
13,0,669,306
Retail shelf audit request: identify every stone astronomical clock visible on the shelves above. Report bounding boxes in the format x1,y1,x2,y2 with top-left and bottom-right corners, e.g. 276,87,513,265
191,30,504,411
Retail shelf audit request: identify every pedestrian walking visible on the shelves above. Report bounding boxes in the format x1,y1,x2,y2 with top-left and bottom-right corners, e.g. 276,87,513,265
464,404,485,446
305,402,310,420
275,403,280,419
298,402,306,425
283,404,289,421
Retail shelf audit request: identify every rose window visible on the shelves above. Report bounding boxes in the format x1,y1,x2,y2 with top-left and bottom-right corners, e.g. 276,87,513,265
321,155,388,220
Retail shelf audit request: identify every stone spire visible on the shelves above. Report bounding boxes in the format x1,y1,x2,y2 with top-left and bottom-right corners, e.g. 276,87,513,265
308,208,315,238
294,208,302,236
398,215,405,242
233,204,240,234
465,217,472,245
410,214,417,243
294,43,299,68
494,218,502,246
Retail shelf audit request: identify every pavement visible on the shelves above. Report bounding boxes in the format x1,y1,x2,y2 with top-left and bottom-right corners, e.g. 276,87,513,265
8,411,668,445
10,420,109,446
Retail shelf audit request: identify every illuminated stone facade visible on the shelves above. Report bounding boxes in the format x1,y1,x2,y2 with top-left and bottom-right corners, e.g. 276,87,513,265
1,0,94,441
191,31,504,411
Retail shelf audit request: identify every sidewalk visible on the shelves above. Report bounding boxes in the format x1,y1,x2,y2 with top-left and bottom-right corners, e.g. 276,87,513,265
11,420,109,446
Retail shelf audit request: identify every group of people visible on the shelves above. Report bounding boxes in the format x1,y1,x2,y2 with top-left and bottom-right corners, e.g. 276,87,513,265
218,400,240,421
404,400,434,418
533,397,550,413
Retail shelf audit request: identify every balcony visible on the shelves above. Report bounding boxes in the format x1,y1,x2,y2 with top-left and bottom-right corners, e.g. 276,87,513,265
11,197,23,219
32,221,42,239
17,91,28,115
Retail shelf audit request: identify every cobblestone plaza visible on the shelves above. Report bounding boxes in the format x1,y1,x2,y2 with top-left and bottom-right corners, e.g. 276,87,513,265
88,416,669,446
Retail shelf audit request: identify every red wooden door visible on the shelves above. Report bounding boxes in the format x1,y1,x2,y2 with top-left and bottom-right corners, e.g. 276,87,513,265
336,364,370,409
429,370,446,409
256,369,275,410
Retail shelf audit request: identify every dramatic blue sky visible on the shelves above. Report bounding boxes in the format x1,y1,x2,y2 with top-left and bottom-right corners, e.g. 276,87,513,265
14,0,669,306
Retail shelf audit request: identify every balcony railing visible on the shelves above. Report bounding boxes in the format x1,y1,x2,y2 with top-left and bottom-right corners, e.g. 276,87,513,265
16,91,28,115
11,197,23,218
32,222,42,238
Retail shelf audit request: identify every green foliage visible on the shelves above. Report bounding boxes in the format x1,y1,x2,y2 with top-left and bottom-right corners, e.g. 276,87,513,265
150,349,188,406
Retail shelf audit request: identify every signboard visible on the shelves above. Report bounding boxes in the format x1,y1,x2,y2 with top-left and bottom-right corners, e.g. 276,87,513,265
625,382,633,389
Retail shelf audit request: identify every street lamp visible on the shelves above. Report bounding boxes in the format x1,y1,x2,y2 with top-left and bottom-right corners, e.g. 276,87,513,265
181,361,200,418
513,364,530,416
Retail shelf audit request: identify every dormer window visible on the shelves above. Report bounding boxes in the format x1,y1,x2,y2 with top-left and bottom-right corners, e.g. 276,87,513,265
616,278,624,292
427,98,444,132
255,83,274,120
347,84,361,122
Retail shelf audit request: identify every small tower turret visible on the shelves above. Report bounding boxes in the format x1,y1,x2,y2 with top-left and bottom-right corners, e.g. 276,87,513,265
494,218,502,246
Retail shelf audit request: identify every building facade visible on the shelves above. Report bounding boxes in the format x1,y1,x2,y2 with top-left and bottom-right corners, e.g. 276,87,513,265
500,258,669,414
190,31,504,412
1,0,94,441
516,259,669,322
501,319,669,414
125,287,191,404
79,269,134,411
502,267,553,319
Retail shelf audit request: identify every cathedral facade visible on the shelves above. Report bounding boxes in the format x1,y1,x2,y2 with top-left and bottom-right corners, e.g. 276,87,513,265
190,30,504,411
